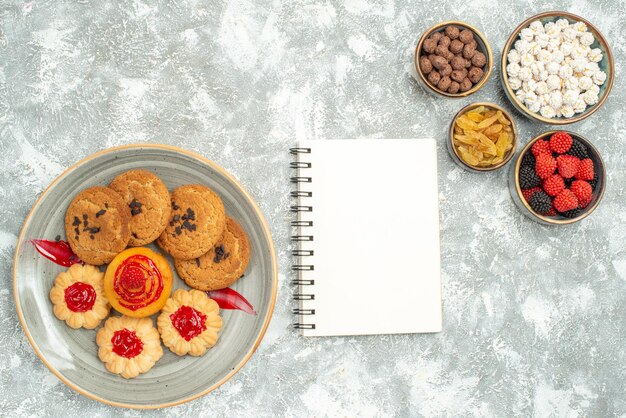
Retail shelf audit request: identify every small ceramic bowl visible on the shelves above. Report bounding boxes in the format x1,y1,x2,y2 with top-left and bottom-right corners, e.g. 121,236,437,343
509,131,606,224
415,21,493,98
501,11,614,125
448,102,518,172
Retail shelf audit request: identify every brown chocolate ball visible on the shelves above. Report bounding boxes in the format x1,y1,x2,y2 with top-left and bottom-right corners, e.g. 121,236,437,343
435,44,449,57
451,69,467,83
450,55,466,70
462,43,476,60
464,57,472,68
437,75,452,91
468,66,484,83
431,55,447,70
428,54,438,62
438,35,451,48
459,78,472,92
439,64,452,77
471,52,487,68
449,39,464,54
444,26,460,40
423,38,437,54
429,31,443,43
427,71,441,85
419,56,433,74
459,29,474,44
448,81,461,94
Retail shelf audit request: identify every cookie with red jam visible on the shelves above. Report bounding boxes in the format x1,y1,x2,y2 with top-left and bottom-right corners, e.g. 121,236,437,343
49,264,110,329
157,289,222,356
96,315,163,379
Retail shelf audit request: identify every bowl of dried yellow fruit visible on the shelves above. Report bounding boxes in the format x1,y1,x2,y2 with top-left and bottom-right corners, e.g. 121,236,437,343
448,102,518,172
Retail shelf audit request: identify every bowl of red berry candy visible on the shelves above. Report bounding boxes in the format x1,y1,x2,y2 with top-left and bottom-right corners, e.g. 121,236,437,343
510,130,605,224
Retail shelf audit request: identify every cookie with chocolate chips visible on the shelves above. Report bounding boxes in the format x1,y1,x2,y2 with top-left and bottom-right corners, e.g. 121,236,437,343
174,217,250,291
109,170,171,246
64,186,131,265
157,184,226,260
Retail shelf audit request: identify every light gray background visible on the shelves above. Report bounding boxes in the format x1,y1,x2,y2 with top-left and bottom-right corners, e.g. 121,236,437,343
1,0,625,416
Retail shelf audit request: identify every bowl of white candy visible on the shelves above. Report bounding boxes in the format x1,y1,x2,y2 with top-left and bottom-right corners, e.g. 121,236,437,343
501,11,614,125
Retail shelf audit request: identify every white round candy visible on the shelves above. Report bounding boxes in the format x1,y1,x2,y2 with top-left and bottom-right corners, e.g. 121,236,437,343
535,33,549,48
546,61,560,75
563,89,580,105
582,90,599,105
559,42,574,57
508,77,522,90
558,65,573,79
588,48,603,63
546,74,561,90
588,84,600,95
549,91,563,109
528,101,541,113
507,49,521,63
528,41,542,56
538,70,549,81
573,21,587,34
529,20,545,34
537,49,552,63
524,91,538,106
564,77,579,90
578,76,593,91
580,32,595,46
519,67,533,81
574,98,587,113
593,70,607,85
556,19,570,29
535,81,548,95
515,89,527,102
520,28,535,42
521,53,535,67
562,27,577,41
571,59,586,73
552,50,565,64
531,61,544,76
506,62,521,77
548,38,561,52
540,105,556,118
561,105,575,118
571,45,588,59
583,62,600,77
514,39,531,53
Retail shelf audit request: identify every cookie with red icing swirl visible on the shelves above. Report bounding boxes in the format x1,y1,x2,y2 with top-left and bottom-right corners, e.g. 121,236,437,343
104,247,173,318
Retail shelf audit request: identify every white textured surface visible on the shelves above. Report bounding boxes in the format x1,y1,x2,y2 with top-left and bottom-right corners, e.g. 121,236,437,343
1,0,626,416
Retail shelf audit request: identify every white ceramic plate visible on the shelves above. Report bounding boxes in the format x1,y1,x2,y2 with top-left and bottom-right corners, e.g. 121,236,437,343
13,144,277,409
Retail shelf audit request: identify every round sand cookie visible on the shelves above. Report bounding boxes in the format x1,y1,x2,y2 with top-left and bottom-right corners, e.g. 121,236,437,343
109,170,171,247
175,217,250,291
65,186,131,265
157,184,226,260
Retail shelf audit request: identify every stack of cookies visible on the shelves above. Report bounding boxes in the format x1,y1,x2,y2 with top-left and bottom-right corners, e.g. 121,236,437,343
64,170,250,291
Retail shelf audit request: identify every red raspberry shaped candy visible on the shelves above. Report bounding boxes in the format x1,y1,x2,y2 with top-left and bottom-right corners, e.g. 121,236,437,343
571,180,593,208
556,155,580,179
546,207,557,216
550,131,573,154
575,158,595,181
542,174,565,196
531,139,551,157
535,153,557,179
553,189,579,213
521,187,542,203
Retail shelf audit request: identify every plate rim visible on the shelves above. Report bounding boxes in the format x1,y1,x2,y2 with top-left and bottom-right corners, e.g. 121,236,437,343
12,143,279,409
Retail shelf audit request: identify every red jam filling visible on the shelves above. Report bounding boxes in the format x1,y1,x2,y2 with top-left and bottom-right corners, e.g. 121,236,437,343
64,282,96,312
111,328,143,358
113,255,163,311
170,305,207,341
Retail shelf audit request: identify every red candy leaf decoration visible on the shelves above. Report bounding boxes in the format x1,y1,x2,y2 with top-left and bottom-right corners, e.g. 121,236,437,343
207,287,257,315
31,239,83,267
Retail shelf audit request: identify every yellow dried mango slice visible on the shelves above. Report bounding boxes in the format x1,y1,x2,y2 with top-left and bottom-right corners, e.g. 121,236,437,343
483,123,503,137
456,117,478,131
496,111,511,126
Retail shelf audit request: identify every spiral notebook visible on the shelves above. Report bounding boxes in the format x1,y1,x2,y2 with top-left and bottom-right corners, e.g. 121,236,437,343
290,139,442,337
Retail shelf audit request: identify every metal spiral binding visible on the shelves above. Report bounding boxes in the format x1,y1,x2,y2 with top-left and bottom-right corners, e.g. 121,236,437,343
291,146,315,330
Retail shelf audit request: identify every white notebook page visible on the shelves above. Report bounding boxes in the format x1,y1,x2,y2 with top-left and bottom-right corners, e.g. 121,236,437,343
296,139,442,337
